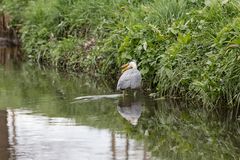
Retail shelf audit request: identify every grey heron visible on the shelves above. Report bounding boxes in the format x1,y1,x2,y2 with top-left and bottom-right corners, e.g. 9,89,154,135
117,61,142,95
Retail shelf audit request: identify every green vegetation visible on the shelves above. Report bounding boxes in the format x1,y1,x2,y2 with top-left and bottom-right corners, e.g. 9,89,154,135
1,0,240,108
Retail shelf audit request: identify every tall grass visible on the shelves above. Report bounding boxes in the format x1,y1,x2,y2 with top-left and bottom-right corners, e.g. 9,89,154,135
1,0,240,109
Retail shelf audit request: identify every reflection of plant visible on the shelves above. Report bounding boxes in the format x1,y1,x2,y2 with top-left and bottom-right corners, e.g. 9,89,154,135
1,0,240,108
136,100,240,160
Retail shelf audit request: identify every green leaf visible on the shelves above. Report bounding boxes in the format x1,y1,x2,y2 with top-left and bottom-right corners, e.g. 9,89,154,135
141,67,149,75
177,33,191,44
231,38,240,45
143,41,147,51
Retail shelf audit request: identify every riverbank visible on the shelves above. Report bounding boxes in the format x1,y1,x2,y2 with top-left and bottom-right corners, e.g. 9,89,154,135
1,0,240,109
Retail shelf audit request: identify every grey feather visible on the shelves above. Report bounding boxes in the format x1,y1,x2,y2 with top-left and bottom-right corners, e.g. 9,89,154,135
117,68,142,90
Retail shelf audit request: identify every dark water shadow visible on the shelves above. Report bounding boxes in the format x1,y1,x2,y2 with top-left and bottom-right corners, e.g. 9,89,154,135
0,46,21,159
0,110,9,160
0,47,21,68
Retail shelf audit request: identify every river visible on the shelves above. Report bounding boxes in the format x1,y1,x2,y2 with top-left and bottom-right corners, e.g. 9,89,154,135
0,47,239,160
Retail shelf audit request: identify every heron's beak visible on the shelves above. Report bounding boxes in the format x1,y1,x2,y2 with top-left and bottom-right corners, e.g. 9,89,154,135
121,63,129,73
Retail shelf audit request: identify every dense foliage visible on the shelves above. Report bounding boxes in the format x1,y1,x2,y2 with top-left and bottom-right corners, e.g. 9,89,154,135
1,0,240,108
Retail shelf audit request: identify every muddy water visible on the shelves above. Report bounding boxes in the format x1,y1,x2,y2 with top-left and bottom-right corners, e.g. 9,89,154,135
0,47,239,160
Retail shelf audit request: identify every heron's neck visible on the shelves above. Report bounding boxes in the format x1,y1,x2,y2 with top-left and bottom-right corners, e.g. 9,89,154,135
131,64,137,69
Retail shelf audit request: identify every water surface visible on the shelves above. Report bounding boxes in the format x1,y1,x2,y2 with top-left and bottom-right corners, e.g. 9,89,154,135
0,48,150,160
0,47,239,160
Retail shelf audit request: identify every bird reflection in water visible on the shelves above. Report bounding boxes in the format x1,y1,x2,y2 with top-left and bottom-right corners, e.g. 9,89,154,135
117,95,142,126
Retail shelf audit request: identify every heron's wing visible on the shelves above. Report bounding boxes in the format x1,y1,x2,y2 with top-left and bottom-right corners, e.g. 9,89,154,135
117,69,142,90
130,69,141,89
117,69,132,90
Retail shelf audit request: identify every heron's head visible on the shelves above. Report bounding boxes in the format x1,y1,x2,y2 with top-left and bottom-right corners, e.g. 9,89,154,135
121,61,137,73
